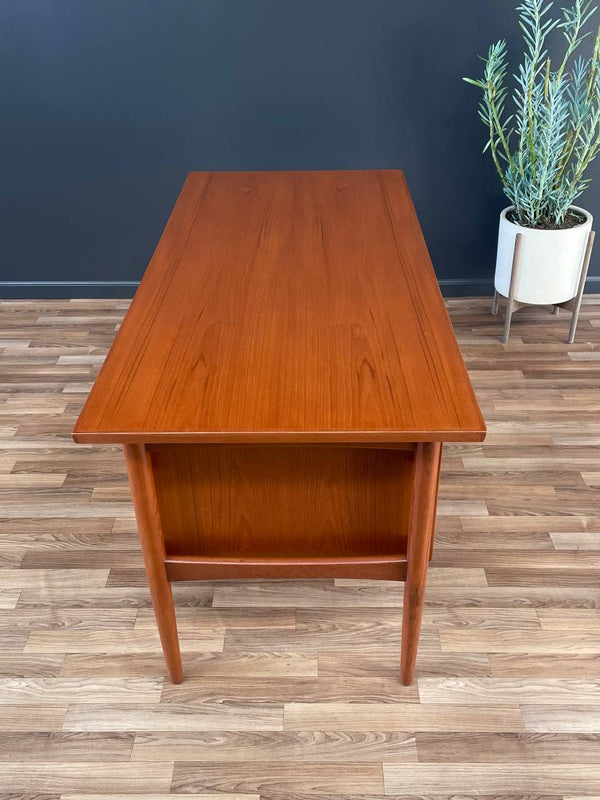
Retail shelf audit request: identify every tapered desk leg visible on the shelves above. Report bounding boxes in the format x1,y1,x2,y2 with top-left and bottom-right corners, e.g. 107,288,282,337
401,441,442,685
124,443,183,684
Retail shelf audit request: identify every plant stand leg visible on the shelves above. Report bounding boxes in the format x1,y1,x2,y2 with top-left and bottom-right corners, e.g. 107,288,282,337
491,291,500,315
568,230,595,344
502,233,524,345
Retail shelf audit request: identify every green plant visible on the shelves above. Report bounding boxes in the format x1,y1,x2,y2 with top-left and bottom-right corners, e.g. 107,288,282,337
464,0,600,227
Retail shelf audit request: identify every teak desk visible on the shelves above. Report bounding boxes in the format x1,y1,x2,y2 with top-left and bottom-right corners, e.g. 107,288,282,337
73,170,485,685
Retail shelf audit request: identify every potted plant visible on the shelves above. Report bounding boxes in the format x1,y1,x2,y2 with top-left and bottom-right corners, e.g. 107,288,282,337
464,0,599,338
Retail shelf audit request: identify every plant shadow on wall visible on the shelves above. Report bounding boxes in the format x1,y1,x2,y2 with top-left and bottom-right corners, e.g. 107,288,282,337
464,0,599,340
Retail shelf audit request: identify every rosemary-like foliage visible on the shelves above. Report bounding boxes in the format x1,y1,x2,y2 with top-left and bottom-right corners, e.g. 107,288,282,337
464,0,600,227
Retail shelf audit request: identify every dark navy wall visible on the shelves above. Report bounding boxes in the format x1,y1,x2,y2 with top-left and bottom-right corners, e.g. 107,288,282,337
2,0,599,297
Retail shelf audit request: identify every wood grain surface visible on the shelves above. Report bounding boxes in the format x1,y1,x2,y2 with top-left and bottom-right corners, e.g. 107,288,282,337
151,444,413,559
2,296,600,796
73,170,484,444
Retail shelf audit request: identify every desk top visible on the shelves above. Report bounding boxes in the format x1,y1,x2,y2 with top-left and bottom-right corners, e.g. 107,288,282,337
73,170,485,444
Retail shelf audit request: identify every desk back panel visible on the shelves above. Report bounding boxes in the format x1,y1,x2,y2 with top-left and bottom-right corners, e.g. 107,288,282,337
149,445,414,560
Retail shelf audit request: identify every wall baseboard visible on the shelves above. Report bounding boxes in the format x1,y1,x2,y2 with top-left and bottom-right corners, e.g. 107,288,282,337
1,277,599,299
440,276,600,296
0,281,139,299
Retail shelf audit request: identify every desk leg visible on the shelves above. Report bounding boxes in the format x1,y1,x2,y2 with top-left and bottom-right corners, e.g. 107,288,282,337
124,443,183,684
401,441,442,685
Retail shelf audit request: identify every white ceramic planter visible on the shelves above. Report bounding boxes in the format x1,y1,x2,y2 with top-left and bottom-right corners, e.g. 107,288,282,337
495,205,592,305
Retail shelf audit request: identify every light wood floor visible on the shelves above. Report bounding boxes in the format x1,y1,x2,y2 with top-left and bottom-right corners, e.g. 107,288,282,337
0,296,599,798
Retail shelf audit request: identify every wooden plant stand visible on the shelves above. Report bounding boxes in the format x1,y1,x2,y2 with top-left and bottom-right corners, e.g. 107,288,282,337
492,230,596,344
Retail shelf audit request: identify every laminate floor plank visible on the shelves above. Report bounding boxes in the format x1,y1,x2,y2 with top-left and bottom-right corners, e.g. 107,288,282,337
335,568,489,588
0,519,114,535
20,551,144,569
130,730,417,763
490,653,600,677
134,607,296,630
460,514,600,532
537,609,600,629
432,549,600,569
282,702,525,732
440,630,600,654
0,589,20,609
24,629,225,654
0,570,109,589
0,654,64,677
0,705,67,731
415,731,600,762
424,586,600,608
222,626,440,653
434,527,554,549
421,608,540,628
2,297,599,798
0,732,134,761
61,796,254,800
161,676,419,704
61,651,318,678
61,796,255,800
170,761,384,795
0,762,173,792
63,703,284,732
0,609,137,630
550,530,600,549
417,677,600,704
294,607,540,629
522,704,600,732
317,652,491,678
0,677,162,705
212,582,404,608
0,532,135,552
16,586,213,609
383,763,600,794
